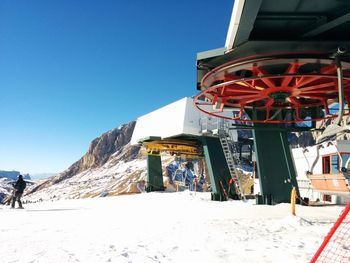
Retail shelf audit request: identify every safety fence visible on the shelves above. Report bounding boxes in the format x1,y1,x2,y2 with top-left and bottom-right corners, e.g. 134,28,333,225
310,202,350,263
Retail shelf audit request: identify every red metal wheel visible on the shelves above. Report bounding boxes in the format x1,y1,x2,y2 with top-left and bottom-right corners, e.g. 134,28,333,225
194,56,350,123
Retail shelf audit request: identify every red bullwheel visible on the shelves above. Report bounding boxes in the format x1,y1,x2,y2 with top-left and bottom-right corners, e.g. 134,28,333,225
194,56,350,124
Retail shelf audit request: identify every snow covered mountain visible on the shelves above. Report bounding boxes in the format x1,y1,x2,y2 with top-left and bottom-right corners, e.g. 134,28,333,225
0,178,14,204
0,170,31,180
24,121,144,202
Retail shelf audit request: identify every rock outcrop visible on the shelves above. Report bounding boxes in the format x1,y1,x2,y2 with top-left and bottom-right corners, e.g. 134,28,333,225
26,121,141,196
57,121,139,182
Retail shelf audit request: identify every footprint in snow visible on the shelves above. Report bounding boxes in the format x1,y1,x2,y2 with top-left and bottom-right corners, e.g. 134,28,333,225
109,245,116,251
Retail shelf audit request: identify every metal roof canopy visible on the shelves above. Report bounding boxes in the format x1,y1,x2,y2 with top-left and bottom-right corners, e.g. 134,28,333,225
197,0,350,89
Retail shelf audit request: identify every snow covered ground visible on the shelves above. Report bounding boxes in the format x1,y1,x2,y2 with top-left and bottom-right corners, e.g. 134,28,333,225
0,191,344,263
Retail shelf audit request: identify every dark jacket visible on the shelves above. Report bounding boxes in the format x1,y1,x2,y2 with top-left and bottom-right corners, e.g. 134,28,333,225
14,177,26,194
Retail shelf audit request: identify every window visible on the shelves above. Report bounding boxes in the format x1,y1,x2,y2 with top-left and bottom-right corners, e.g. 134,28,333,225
322,154,341,174
331,155,339,174
323,194,332,202
322,153,350,174
341,153,350,167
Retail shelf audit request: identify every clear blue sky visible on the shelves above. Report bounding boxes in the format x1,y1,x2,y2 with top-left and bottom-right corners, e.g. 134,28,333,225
0,0,233,174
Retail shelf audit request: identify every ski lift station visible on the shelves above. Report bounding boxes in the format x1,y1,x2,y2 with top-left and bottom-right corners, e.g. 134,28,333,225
133,0,350,205
130,97,251,202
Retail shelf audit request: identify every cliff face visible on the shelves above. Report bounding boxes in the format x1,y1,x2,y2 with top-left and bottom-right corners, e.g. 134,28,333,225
56,121,139,183
26,121,142,197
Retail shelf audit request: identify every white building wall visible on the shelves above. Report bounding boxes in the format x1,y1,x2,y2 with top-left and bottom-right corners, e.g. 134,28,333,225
182,98,202,135
293,145,329,202
336,140,350,153
130,98,187,145
292,144,340,179
130,97,238,145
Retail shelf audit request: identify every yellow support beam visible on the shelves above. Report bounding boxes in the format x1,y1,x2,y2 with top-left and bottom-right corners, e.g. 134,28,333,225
142,139,203,157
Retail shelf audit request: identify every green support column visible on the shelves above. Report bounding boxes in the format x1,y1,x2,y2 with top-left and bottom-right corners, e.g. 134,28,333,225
253,126,300,204
202,136,236,201
145,153,165,192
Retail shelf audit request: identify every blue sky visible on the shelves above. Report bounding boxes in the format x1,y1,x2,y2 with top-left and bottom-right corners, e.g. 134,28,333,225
0,0,233,174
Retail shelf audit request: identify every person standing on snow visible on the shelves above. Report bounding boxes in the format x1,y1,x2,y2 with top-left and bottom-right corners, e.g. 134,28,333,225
11,174,26,209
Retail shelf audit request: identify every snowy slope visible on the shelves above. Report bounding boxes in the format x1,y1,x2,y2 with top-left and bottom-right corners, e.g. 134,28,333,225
25,157,147,202
0,178,14,203
23,122,145,202
24,153,177,203
0,191,345,263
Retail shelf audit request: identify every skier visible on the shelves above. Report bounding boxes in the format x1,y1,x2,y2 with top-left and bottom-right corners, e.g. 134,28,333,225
11,174,26,209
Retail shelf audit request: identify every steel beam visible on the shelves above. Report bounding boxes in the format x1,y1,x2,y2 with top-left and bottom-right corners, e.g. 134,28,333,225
303,12,350,38
201,136,236,201
253,124,300,204
145,153,165,192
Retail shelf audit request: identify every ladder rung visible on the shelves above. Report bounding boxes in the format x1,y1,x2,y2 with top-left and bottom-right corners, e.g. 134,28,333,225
218,128,246,200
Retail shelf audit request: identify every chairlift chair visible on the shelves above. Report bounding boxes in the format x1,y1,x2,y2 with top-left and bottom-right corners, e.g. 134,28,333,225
305,141,350,195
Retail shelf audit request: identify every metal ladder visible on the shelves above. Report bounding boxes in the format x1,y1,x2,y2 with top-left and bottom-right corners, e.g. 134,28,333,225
218,129,246,201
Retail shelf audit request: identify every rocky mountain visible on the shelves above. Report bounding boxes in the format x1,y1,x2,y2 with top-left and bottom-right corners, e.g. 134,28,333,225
0,171,31,180
56,121,139,183
289,131,315,148
24,121,144,201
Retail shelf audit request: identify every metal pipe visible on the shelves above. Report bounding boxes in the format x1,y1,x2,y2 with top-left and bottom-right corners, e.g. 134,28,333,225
334,48,346,125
